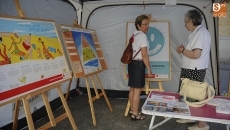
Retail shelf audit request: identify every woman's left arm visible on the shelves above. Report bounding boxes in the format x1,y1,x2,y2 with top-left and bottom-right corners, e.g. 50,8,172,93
182,48,201,59
141,47,152,75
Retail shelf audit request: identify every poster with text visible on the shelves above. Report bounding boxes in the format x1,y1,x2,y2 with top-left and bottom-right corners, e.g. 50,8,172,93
60,25,107,77
0,16,71,105
126,22,171,81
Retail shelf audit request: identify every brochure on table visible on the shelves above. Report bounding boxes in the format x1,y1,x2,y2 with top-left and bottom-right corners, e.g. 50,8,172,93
208,98,230,114
142,92,191,116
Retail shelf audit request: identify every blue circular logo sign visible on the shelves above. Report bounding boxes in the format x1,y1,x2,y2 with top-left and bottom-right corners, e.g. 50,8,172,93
146,27,165,56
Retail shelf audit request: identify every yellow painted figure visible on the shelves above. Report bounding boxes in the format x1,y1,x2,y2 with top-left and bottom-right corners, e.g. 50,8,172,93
8,34,28,60
38,38,54,60
0,37,11,65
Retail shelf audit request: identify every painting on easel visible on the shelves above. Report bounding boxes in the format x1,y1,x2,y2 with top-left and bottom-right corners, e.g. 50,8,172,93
60,25,107,78
0,16,71,105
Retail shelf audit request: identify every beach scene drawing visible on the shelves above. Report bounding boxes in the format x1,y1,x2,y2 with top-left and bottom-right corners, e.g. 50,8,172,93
0,17,70,100
0,17,63,66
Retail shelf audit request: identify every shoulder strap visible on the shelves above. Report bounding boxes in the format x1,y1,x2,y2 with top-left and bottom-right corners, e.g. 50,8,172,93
132,32,141,59
132,49,141,59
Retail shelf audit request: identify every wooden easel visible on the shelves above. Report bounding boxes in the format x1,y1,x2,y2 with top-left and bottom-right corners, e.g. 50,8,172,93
73,19,82,28
84,72,113,126
12,100,20,130
14,0,26,18
36,82,78,130
11,1,78,130
63,20,112,126
124,80,164,116
64,20,82,101
12,0,27,129
11,81,78,130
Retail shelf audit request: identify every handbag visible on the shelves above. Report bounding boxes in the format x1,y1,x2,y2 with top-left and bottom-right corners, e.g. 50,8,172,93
120,33,140,64
179,78,215,107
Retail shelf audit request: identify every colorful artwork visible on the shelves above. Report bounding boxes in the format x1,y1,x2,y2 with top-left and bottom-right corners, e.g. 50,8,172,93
0,17,71,104
60,25,107,78
126,22,171,81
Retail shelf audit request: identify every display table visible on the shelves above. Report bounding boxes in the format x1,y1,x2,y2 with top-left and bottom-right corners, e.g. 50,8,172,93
142,91,230,130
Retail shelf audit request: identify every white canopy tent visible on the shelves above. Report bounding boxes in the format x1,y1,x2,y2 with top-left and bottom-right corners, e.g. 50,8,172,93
0,0,222,128
77,0,219,93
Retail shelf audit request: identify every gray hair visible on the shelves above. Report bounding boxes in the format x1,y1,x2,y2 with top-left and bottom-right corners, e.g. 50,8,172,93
184,9,203,26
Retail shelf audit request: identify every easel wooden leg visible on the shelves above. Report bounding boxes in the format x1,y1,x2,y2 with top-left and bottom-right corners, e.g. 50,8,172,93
65,71,74,101
83,74,112,125
95,74,113,111
158,81,164,92
41,92,56,127
144,81,150,94
12,100,20,130
124,101,130,116
22,97,35,130
56,86,78,130
85,76,97,126
90,76,99,99
38,82,78,130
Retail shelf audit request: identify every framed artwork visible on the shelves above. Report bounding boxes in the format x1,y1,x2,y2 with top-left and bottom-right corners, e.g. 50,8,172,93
60,25,107,78
0,16,71,105
126,21,171,81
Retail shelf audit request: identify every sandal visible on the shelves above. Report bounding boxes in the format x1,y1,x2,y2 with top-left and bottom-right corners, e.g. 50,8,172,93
129,110,142,117
130,113,145,121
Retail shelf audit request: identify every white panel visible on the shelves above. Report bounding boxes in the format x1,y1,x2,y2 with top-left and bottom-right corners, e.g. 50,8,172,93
219,61,230,95
219,37,230,61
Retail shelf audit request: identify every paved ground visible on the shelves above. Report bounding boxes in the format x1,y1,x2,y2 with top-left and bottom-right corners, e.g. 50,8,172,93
22,94,228,130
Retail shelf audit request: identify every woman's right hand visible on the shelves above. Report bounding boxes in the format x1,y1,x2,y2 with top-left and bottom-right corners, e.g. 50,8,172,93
147,69,152,76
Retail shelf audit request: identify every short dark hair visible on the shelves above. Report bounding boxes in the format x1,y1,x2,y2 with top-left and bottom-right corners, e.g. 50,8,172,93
184,9,203,26
0,36,2,42
135,15,149,30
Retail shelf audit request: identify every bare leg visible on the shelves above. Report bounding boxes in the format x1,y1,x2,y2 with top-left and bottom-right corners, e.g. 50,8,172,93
132,88,142,115
197,121,208,128
129,87,134,111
